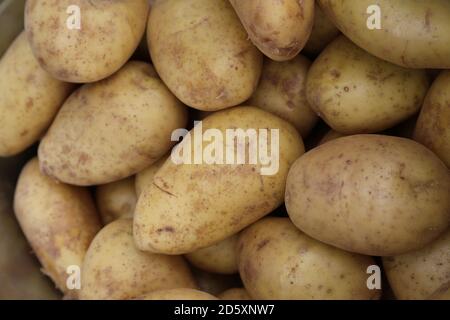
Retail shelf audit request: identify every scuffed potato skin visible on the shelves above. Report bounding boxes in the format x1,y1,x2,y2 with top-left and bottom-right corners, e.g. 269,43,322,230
238,218,379,300
137,288,218,300
0,32,74,157
25,0,150,83
414,71,450,168
230,0,315,61
286,135,450,256
13,158,101,298
80,219,197,300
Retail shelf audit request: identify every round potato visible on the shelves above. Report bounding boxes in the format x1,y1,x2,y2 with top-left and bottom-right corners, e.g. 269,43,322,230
306,36,429,134
25,0,149,83
134,106,304,254
286,135,450,256
383,229,450,300
0,32,74,157
238,217,380,300
96,177,137,225
148,0,262,111
428,282,450,300
135,155,167,197
185,234,239,275
229,0,314,61
414,70,450,168
218,288,251,300
80,219,196,300
318,0,450,69
248,55,318,138
38,61,188,186
14,158,101,298
137,288,218,300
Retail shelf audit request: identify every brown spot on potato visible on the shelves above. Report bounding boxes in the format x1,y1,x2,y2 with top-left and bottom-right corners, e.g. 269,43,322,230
256,239,270,251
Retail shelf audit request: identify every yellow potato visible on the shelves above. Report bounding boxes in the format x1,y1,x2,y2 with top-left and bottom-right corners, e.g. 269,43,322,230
318,0,450,69
248,56,318,138
383,229,450,300
96,177,137,225
38,61,188,186
185,234,239,275
0,32,74,157
25,0,149,83
148,0,262,111
138,288,218,300
286,135,450,256
230,0,314,61
306,36,429,134
14,158,101,298
238,217,380,300
218,288,251,300
134,106,304,254
428,282,450,300
80,219,196,300
414,70,450,168
135,156,167,197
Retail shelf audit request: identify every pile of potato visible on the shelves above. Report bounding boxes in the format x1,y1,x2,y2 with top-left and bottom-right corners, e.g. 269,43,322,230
0,0,449,300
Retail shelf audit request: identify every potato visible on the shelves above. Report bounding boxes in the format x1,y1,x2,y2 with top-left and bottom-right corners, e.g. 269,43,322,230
14,158,101,298
191,268,242,296
383,229,450,300
414,71,450,168
286,135,450,256
319,130,346,145
0,32,74,157
429,282,450,300
80,219,196,300
148,0,262,111
96,177,137,225
218,288,251,300
138,288,218,300
318,0,450,69
134,106,304,254
238,217,379,300
135,155,167,197
185,234,239,275
230,0,314,61
0,0,25,55
306,36,429,134
303,4,340,56
248,56,318,138
38,61,188,186
25,0,149,83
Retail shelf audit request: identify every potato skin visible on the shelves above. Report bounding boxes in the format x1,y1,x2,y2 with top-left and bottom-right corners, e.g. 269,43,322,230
428,282,450,300
135,156,167,197
249,56,318,138
134,107,304,254
285,135,450,256
185,234,239,275
14,158,101,298
96,177,137,225
414,71,450,168
218,288,251,300
238,218,379,300
148,0,262,111
318,0,450,69
230,0,314,61
38,61,188,186
80,219,196,300
25,0,149,83
319,130,346,145
383,229,450,300
137,288,218,300
306,36,429,134
0,32,74,157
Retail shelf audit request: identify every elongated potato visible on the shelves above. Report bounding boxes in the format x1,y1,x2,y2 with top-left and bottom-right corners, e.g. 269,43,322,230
218,288,251,300
249,56,318,138
306,36,429,134
148,0,262,111
138,288,218,300
383,229,450,300
14,158,101,298
135,156,167,197
38,62,188,186
0,32,74,157
230,0,314,61
185,234,239,275
25,0,150,83
286,135,450,256
96,177,137,225
134,107,304,254
80,219,196,300
318,0,450,69
238,218,380,300
414,71,450,168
